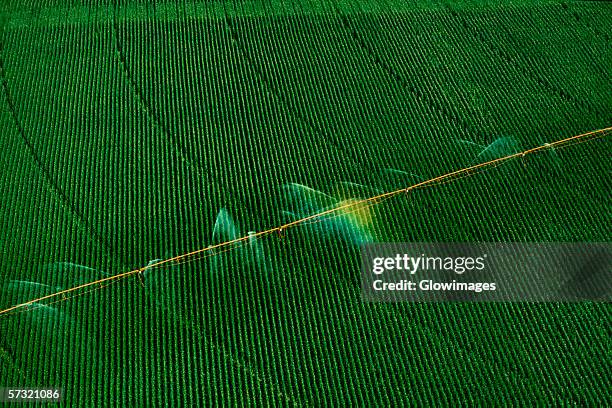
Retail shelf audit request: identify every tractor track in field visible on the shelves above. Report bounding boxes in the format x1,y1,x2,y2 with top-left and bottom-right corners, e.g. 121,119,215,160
110,3,265,228
476,5,611,108
110,8,215,188
330,3,482,143
559,2,611,43
221,11,381,176
473,5,612,117
0,35,121,271
558,2,611,82
443,3,612,124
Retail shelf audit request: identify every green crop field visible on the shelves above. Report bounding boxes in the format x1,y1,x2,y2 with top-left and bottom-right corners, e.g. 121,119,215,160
0,0,610,405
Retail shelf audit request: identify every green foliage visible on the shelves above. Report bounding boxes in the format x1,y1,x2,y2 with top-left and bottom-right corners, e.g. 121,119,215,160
0,0,610,405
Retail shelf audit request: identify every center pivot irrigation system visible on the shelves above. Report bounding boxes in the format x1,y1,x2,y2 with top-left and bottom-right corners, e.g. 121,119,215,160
0,126,610,318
